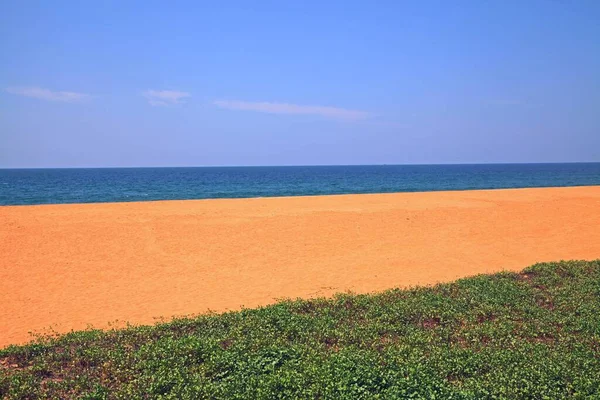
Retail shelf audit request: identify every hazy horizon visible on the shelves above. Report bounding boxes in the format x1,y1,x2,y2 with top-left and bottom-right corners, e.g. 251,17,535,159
2,160,600,170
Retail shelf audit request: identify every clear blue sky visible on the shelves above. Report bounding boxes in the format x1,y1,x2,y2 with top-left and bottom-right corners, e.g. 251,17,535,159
1,1,599,168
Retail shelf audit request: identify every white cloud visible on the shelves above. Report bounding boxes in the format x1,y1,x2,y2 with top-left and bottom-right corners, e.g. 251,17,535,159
5,86,90,102
143,90,191,106
213,100,371,120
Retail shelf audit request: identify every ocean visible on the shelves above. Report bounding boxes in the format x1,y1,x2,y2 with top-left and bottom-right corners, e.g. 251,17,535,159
1,163,599,206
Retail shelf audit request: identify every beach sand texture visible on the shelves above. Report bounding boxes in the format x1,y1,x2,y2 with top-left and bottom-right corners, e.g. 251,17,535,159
1,186,599,347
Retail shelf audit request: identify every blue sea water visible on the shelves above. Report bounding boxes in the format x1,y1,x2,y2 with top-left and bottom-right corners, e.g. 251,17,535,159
0,164,599,206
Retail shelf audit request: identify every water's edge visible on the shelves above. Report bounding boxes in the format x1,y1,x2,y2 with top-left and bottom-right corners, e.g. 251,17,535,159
2,163,599,206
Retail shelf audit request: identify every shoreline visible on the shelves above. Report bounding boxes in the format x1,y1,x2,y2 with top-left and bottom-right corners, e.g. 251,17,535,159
2,185,600,347
2,184,600,208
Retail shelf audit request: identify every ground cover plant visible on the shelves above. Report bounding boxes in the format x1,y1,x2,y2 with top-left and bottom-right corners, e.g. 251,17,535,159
1,260,599,399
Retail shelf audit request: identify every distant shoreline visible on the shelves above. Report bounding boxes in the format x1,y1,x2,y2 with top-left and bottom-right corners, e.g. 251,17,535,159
2,163,600,206
2,184,600,208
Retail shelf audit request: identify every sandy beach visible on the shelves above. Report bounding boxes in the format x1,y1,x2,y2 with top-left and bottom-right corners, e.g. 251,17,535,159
1,186,599,347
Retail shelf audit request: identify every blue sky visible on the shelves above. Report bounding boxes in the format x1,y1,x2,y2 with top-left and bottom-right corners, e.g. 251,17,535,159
1,1,599,168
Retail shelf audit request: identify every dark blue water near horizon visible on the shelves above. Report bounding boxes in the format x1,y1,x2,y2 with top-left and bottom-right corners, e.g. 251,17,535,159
1,163,599,206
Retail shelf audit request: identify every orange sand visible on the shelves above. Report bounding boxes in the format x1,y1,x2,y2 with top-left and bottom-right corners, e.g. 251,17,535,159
1,186,600,347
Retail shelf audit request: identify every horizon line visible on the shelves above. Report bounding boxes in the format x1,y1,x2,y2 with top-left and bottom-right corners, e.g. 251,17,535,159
1,161,600,170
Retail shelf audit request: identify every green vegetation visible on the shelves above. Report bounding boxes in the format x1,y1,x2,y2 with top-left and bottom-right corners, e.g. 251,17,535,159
1,260,599,399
